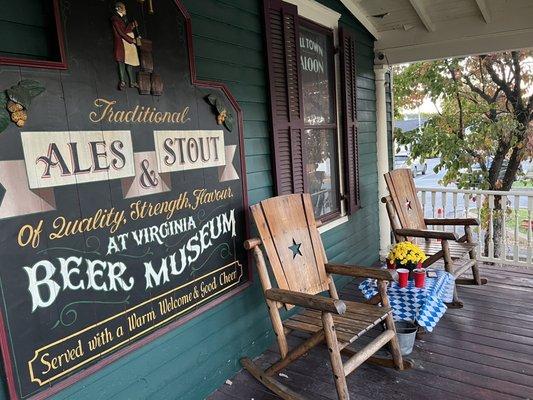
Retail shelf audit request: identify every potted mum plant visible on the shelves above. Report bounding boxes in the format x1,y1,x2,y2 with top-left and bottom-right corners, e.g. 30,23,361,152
387,241,427,277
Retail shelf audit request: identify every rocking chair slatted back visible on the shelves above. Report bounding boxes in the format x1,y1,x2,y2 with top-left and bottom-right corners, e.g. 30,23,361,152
384,169,426,231
250,194,330,303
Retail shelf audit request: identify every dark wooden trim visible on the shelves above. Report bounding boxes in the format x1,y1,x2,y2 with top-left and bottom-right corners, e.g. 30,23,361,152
0,0,67,70
318,209,341,224
303,123,337,129
0,1,251,399
0,306,17,400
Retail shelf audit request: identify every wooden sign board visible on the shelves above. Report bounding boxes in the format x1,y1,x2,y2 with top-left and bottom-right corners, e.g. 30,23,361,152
0,1,249,399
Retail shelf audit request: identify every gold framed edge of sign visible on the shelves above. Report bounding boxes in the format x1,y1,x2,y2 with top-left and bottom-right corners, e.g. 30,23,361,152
28,261,243,386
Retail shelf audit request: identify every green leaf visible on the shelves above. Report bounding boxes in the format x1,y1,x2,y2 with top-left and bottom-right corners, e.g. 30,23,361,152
0,91,7,109
6,80,45,109
206,94,217,106
7,86,32,109
214,99,225,114
0,109,9,133
224,114,234,132
18,79,45,98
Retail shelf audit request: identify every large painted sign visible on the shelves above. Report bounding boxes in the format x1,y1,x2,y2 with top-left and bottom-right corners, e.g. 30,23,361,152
0,1,248,399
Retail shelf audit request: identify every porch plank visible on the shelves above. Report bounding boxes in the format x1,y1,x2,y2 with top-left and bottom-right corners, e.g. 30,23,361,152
209,263,533,399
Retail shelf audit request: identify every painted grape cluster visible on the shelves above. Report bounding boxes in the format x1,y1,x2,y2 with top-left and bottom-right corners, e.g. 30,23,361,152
0,79,45,133
7,100,27,127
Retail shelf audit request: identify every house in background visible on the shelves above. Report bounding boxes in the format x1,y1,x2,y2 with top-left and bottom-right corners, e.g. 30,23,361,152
395,118,427,134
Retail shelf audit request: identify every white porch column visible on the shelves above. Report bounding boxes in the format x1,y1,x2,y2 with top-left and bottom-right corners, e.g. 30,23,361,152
374,64,391,259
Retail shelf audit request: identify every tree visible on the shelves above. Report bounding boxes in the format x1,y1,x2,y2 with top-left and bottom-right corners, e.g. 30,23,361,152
394,50,533,257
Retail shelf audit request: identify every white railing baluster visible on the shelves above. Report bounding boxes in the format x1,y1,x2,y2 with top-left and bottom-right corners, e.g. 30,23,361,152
488,194,494,260
464,192,470,242
452,192,458,234
420,190,427,219
441,192,447,234
501,195,507,262
477,193,483,258
514,195,520,262
431,191,436,218
414,186,533,268
526,197,533,264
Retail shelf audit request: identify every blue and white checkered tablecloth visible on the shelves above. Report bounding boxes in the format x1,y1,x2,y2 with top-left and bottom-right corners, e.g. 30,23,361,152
358,270,455,332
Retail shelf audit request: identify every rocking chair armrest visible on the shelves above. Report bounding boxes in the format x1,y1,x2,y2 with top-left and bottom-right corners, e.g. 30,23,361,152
424,218,479,226
244,237,262,250
325,263,398,282
264,288,346,315
395,228,459,241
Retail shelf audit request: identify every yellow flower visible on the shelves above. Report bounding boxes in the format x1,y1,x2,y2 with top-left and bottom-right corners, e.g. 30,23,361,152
388,241,426,264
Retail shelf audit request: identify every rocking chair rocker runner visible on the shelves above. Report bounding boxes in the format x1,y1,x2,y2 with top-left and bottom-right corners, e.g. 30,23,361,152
382,169,487,308
241,194,409,400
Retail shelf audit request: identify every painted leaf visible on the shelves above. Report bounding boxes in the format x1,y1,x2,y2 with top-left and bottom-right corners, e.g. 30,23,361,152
214,99,225,114
18,79,45,98
7,86,32,109
0,91,7,109
0,108,9,133
224,114,234,132
206,94,217,106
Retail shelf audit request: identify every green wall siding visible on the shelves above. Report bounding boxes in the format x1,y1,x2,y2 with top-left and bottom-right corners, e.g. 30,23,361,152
0,1,383,399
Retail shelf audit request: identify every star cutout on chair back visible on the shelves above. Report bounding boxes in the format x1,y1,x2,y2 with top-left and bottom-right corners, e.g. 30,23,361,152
288,238,302,259
405,198,412,211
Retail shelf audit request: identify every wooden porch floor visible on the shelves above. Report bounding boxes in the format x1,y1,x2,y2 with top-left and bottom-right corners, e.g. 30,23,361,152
208,264,533,400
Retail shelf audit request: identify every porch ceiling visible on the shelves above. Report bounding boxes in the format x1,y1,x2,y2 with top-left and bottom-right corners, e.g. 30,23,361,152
340,0,533,64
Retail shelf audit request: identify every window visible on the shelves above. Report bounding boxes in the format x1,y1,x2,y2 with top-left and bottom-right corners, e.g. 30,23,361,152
0,0,67,69
263,0,360,221
299,22,340,218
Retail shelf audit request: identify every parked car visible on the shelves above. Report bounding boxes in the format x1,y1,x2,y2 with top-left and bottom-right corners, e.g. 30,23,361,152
394,153,427,177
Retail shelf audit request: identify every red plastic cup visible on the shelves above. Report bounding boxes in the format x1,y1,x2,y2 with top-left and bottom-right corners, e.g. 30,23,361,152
414,268,426,288
386,259,395,269
397,268,409,288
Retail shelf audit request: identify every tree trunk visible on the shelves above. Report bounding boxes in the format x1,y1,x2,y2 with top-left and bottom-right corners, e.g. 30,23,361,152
483,195,504,260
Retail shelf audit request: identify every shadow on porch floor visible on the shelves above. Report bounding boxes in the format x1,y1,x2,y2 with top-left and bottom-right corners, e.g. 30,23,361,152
208,264,533,400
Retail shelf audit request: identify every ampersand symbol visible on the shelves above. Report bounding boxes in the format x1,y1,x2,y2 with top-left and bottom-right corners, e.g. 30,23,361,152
139,159,159,188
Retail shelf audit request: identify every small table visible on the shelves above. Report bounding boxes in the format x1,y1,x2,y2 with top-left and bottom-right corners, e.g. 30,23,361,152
358,270,455,332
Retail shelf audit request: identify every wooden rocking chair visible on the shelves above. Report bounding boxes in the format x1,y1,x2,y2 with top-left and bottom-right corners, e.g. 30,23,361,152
241,194,409,400
382,169,487,308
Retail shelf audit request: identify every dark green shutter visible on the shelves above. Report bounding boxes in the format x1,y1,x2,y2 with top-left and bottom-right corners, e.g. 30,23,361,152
339,26,360,214
263,0,305,195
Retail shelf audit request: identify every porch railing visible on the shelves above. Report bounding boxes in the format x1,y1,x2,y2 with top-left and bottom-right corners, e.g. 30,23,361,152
417,187,533,267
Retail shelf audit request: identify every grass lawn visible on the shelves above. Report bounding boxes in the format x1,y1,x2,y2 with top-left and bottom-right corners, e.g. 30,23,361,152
505,208,532,236
512,179,533,189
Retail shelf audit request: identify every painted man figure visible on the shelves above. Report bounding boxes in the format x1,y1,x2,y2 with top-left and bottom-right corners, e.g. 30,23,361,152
111,2,141,90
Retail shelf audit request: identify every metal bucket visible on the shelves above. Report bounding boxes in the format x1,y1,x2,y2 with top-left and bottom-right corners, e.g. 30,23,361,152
395,321,418,355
